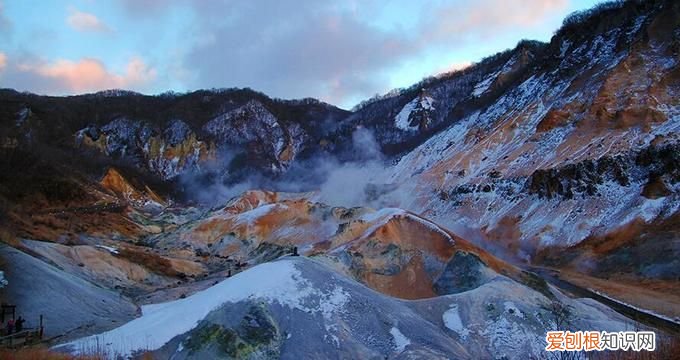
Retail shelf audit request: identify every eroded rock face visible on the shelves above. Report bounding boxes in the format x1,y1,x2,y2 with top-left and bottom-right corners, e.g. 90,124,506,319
526,144,679,199
76,118,215,179
433,252,496,295
641,175,671,199
72,100,311,179
204,100,307,172
141,190,533,300
394,90,436,132
100,167,166,207
181,304,281,359
527,157,629,199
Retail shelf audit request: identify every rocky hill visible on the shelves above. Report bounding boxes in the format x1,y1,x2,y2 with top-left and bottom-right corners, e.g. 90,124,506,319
58,257,633,359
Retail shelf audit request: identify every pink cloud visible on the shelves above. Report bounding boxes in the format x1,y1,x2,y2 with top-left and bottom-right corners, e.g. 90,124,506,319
15,57,156,93
437,61,473,75
67,8,112,33
422,0,569,43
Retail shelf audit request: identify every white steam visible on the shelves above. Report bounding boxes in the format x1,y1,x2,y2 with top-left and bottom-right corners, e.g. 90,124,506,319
180,127,411,210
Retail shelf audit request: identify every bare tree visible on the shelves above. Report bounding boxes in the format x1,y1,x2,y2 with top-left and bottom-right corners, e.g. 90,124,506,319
542,301,586,360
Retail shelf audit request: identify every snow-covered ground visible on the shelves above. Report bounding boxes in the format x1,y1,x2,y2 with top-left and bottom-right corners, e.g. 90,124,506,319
395,95,434,131
57,257,637,359
60,259,320,356
0,245,137,339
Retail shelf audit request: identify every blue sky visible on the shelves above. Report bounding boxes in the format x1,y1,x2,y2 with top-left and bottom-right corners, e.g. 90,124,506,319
0,0,605,108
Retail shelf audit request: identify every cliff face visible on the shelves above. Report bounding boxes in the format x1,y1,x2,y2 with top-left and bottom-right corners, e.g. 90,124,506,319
76,118,216,179
69,99,318,179
202,100,305,172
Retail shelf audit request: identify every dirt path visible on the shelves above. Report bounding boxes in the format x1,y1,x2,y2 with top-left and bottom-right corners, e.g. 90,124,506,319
38,202,126,215
528,266,680,336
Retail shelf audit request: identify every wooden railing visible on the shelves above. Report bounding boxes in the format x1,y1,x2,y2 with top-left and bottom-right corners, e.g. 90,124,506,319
0,315,44,348
0,328,42,348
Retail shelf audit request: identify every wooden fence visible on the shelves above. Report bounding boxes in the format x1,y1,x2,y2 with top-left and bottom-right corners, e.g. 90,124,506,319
0,315,44,349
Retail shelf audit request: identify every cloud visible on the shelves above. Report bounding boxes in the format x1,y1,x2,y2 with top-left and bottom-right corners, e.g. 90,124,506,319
420,0,568,43
67,8,112,33
2,0,572,104
0,53,6,72
436,61,474,76
120,0,180,16
181,0,568,107
0,0,11,37
185,1,416,105
3,56,156,94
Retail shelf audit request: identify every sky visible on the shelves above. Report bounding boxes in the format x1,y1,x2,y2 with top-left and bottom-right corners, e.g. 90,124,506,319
0,0,606,109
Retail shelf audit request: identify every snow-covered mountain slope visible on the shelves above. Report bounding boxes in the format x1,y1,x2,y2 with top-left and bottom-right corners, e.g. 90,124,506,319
0,245,138,339
384,0,680,271
58,257,633,360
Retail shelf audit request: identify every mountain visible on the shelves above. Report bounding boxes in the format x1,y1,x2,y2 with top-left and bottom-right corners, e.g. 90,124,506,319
1,0,679,358
386,0,680,309
0,88,349,180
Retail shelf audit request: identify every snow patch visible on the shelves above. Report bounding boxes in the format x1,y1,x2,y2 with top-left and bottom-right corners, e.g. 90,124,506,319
472,56,517,97
16,107,30,126
235,203,282,225
480,315,542,357
559,40,572,58
472,75,495,97
638,197,666,222
503,301,524,319
389,327,410,353
395,96,434,131
95,245,119,255
443,304,470,339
